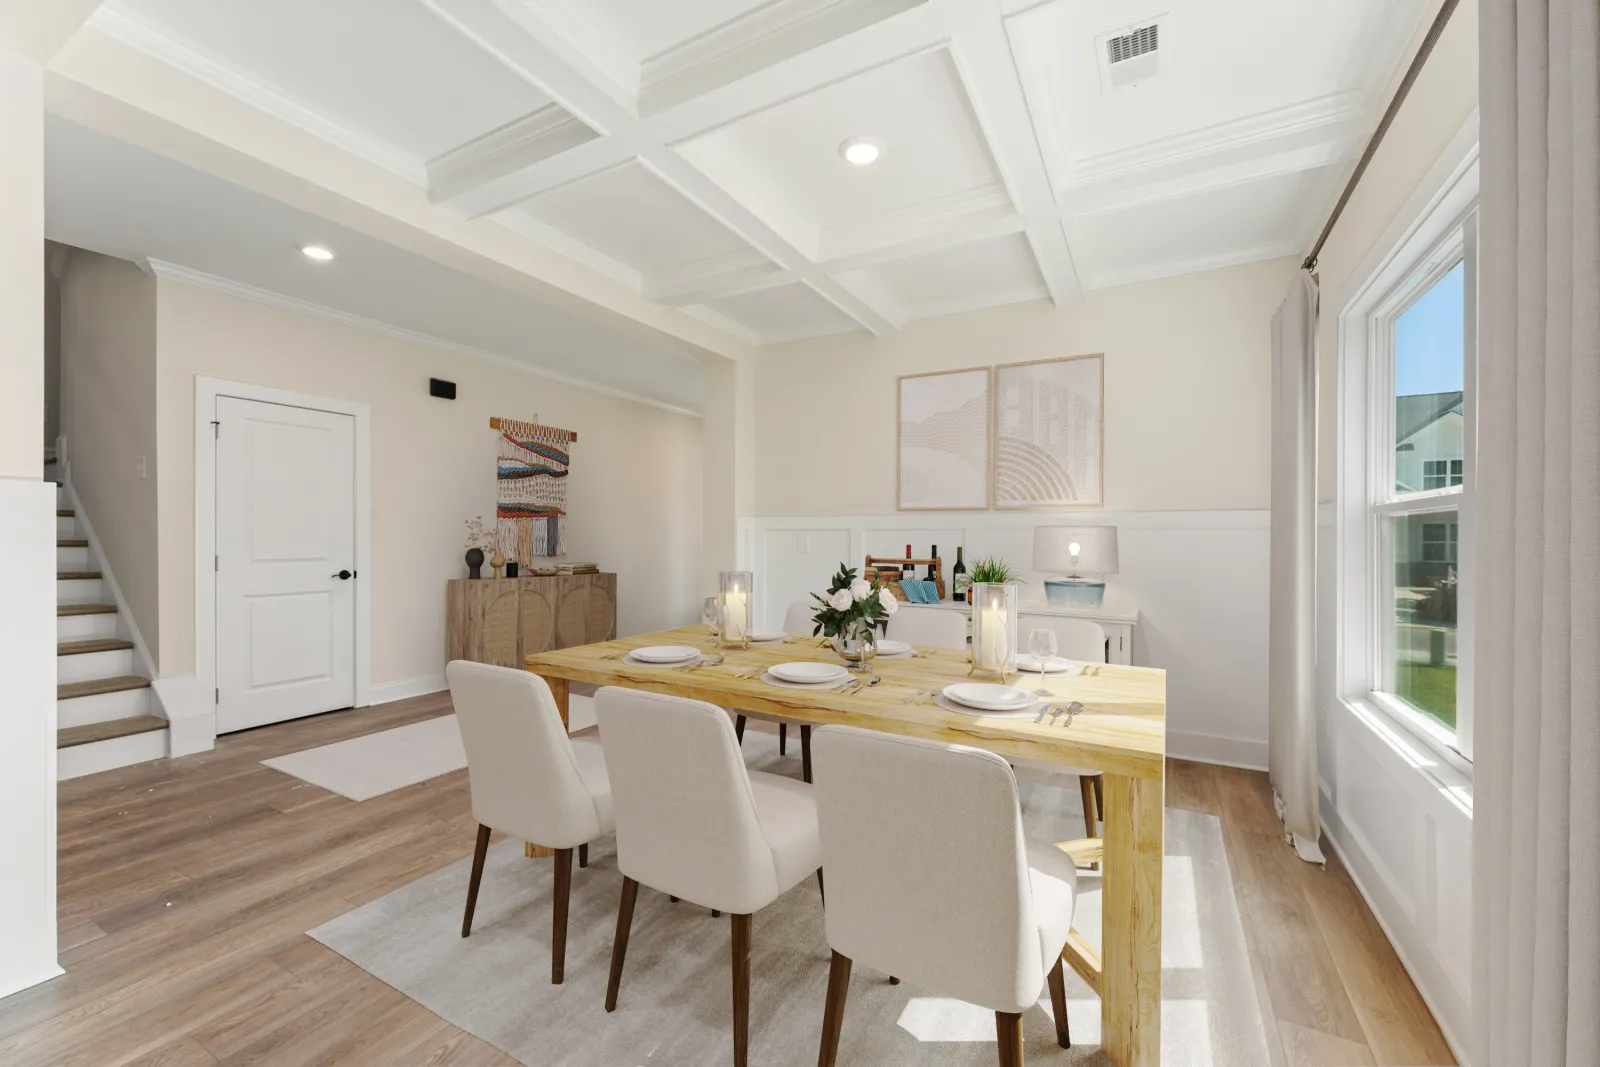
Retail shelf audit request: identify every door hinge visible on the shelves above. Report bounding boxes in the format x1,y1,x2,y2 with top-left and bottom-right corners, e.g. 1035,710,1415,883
212,420,220,438
214,555,219,572
214,688,219,704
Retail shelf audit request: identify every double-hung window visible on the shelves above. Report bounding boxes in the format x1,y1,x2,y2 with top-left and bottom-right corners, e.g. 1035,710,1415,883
1337,151,1477,764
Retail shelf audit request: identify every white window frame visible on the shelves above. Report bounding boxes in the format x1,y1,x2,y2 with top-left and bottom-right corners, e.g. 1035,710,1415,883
1335,142,1478,773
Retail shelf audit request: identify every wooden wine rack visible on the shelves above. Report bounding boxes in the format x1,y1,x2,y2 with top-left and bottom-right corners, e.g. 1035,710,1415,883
864,555,945,601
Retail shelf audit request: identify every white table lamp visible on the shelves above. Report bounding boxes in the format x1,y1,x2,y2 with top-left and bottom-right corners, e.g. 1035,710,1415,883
1032,526,1119,608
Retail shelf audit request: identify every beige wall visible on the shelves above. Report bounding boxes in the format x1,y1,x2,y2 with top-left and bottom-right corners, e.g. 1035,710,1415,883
0,47,44,480
753,257,1298,516
1312,0,1479,500
154,279,707,687
59,250,161,662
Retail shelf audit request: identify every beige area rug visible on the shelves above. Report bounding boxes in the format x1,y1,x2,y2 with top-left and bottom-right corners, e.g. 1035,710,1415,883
262,714,466,801
309,731,1271,1066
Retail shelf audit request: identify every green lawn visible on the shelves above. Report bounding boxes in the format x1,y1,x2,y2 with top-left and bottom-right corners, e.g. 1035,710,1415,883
1395,663,1457,729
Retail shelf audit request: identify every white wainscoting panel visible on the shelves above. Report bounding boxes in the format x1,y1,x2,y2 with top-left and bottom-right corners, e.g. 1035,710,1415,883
740,510,1271,769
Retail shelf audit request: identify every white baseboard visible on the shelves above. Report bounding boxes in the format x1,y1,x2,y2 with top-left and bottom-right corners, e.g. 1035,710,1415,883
0,962,65,1003
368,674,447,705
152,675,217,757
1167,729,1268,771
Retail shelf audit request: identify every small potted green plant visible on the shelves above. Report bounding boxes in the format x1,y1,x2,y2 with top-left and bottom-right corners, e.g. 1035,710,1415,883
968,556,1025,585
810,564,898,672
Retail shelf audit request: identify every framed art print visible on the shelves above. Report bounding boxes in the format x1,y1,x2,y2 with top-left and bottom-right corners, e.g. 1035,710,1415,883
897,367,991,510
993,354,1104,508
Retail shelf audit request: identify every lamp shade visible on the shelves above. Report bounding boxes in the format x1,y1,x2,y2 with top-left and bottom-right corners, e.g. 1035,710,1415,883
1032,526,1118,575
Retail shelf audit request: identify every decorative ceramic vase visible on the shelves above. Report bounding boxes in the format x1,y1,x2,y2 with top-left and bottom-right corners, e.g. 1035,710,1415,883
491,552,506,579
465,547,484,579
832,619,878,673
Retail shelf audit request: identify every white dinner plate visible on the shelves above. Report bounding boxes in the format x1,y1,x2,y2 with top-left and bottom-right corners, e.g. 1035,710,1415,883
943,683,1035,711
1016,654,1077,674
769,661,849,684
630,645,702,664
875,639,912,655
748,631,788,643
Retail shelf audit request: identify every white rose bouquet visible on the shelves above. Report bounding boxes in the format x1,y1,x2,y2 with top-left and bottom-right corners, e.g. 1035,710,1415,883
809,563,897,640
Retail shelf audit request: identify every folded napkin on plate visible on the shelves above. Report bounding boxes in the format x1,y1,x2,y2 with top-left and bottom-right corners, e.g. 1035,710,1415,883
900,579,940,604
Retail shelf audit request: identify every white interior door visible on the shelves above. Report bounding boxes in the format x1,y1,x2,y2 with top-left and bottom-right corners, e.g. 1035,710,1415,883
216,395,356,733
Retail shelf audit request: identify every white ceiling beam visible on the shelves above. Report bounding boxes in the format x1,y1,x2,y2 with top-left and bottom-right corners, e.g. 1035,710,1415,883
815,185,1023,273
644,249,792,307
944,3,1082,305
422,0,901,335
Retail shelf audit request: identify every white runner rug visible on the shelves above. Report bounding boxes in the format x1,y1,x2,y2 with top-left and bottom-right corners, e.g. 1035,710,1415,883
262,714,466,801
310,732,1271,1065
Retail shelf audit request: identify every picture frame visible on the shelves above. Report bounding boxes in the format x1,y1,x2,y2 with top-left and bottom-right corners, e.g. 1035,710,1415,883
992,354,1104,509
897,367,992,511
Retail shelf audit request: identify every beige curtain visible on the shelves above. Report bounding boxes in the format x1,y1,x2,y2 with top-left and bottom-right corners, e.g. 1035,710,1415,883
1474,0,1600,1063
1268,270,1324,864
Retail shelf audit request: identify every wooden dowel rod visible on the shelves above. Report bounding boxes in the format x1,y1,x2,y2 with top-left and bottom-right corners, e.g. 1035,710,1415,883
489,416,576,442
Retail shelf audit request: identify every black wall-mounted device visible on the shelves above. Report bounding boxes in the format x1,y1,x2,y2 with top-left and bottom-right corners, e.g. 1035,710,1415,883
429,378,457,400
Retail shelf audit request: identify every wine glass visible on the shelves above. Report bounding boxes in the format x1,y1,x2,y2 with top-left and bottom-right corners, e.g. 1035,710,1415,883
702,596,720,637
1029,628,1059,697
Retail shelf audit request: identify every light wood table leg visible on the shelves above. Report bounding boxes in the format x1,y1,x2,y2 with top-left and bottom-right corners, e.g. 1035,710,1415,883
523,674,571,860
1100,772,1163,1067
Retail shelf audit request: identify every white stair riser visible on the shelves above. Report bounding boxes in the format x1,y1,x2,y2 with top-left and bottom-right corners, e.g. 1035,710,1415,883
57,516,80,538
57,546,90,570
59,728,169,781
59,685,151,729
58,613,120,641
58,648,135,684
58,578,104,601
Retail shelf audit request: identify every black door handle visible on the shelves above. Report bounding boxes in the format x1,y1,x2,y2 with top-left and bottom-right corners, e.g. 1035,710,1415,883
332,569,354,580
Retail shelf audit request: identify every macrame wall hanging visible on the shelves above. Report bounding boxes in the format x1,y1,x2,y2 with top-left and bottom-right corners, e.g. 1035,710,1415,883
491,416,576,562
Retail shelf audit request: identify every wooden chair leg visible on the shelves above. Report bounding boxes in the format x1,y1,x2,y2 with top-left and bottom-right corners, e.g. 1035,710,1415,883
578,842,588,869
461,823,491,938
779,722,787,754
731,913,753,1067
1047,954,1071,1048
994,1011,1024,1067
736,715,747,744
1079,775,1099,839
551,848,573,984
605,877,640,1012
1092,774,1103,819
802,725,813,783
817,950,853,1067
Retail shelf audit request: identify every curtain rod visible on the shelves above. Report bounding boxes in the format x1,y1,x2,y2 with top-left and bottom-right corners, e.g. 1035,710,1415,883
1302,0,1461,272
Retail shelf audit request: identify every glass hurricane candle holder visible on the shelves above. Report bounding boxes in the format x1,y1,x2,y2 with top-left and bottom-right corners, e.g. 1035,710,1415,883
969,581,1018,681
718,571,754,650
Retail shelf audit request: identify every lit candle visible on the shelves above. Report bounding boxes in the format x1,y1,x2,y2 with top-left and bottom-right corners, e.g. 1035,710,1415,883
723,590,749,644
978,595,1008,672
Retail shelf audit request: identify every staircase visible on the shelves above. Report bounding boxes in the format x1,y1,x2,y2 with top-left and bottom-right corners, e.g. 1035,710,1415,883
53,475,169,780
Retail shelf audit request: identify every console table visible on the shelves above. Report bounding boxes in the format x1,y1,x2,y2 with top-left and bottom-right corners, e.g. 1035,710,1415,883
918,599,1139,665
446,573,617,677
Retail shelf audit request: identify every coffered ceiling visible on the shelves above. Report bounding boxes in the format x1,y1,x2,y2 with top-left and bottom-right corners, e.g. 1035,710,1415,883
88,0,1429,347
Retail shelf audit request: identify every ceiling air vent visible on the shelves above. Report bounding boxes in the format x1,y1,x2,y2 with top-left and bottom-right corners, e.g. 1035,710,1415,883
1100,18,1164,89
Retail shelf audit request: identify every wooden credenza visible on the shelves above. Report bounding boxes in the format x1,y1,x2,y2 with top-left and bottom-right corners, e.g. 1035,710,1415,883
446,573,617,669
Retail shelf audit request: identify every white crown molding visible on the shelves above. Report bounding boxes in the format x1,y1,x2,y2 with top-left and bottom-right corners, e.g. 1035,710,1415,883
509,0,641,103
681,304,763,346
1061,92,1367,190
136,258,701,418
86,7,428,186
426,104,597,201
1083,240,1302,291
491,206,642,289
1061,140,1360,218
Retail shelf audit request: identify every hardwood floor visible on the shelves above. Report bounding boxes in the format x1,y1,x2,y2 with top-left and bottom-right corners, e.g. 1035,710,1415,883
0,695,1456,1067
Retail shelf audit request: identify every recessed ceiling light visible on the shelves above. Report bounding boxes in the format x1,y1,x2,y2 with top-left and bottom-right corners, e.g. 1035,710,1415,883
301,245,335,261
839,137,881,166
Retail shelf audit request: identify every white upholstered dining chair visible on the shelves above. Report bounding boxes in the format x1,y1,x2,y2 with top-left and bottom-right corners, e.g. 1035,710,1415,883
446,660,614,984
595,687,822,1067
809,726,1079,1067
885,603,969,649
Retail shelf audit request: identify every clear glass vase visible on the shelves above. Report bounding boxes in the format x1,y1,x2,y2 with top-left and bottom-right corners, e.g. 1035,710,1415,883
831,619,878,672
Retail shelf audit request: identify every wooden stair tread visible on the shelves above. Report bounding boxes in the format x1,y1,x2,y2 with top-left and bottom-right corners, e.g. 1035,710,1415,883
58,509,74,517
58,675,151,700
59,638,135,657
58,603,117,617
58,571,102,581
58,715,165,749
59,538,88,547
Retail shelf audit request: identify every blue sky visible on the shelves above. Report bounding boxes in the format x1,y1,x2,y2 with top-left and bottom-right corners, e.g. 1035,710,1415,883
1394,260,1465,396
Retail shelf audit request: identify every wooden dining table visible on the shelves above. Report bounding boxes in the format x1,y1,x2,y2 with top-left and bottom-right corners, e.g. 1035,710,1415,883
523,626,1166,1067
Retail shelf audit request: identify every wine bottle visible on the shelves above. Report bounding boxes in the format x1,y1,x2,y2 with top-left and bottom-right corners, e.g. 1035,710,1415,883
927,546,938,582
952,546,968,603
